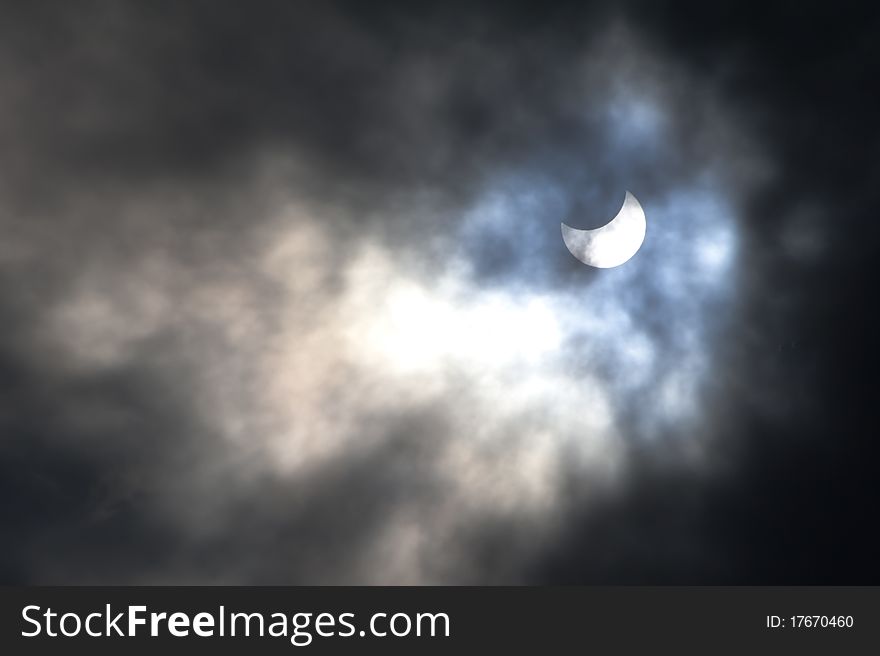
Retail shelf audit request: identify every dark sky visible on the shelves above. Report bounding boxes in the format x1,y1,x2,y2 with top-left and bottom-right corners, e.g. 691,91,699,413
1,1,878,584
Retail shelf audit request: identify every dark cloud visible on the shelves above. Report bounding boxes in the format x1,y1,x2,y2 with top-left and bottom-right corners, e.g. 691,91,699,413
1,1,878,584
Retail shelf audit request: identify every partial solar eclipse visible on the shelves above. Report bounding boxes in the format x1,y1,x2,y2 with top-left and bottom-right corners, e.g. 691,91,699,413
562,191,647,268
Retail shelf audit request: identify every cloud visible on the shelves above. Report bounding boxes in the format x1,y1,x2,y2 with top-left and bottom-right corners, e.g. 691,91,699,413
1,1,878,584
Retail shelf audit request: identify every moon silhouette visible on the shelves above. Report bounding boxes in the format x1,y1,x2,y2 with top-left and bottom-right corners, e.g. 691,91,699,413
562,191,647,268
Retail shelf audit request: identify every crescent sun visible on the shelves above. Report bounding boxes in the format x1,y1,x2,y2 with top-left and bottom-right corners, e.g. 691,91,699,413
561,191,647,268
